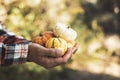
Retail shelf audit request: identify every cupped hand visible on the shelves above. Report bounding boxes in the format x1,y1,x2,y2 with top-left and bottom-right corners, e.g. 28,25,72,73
27,43,79,69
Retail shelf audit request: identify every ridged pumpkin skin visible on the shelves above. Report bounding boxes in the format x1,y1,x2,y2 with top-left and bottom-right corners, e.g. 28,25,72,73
42,31,55,39
32,36,44,46
45,38,67,55
53,23,77,41
32,31,55,46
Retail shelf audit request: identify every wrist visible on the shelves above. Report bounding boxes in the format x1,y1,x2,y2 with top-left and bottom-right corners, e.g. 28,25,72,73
27,42,33,62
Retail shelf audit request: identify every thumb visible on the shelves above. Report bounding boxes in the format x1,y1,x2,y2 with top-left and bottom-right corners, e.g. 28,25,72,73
43,48,63,57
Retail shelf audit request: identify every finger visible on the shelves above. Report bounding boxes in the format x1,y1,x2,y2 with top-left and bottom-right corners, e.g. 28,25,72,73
72,43,79,54
32,43,62,57
50,48,73,66
62,48,73,63
46,58,63,69
40,49,73,69
37,56,62,69
38,44,79,68
43,48,63,57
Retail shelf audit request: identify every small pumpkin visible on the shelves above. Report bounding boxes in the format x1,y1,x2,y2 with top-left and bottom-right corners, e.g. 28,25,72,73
32,31,55,46
67,41,75,48
42,31,55,38
45,37,68,55
32,36,44,46
53,23,77,41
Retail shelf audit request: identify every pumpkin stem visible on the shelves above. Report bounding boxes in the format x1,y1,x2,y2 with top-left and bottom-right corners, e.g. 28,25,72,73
67,25,71,29
39,33,43,36
54,34,59,38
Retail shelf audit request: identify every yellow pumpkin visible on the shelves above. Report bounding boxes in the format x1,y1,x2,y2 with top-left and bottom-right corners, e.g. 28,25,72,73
32,31,55,46
45,38,68,55
53,23,77,41
67,41,75,48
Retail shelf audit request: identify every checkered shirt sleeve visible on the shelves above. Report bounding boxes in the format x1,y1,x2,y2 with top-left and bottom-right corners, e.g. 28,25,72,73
0,22,31,66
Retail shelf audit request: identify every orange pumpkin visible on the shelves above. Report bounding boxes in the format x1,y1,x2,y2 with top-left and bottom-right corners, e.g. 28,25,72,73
32,36,44,46
32,31,55,46
45,38,68,55
42,31,55,38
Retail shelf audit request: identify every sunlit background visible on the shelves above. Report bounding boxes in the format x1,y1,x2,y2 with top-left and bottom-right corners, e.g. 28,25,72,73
0,0,120,80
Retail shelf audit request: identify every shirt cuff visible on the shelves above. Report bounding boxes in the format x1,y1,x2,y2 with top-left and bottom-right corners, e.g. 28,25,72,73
2,42,31,66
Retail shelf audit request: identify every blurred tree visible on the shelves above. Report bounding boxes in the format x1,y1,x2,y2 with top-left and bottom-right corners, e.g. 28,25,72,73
79,0,120,35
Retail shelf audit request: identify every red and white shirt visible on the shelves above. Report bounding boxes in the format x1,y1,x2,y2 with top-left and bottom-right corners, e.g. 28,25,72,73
0,22,31,66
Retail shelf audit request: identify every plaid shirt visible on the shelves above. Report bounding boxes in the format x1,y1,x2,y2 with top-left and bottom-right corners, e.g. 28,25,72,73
0,22,31,66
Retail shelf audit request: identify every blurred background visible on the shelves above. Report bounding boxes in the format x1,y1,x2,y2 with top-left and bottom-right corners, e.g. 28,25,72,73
0,0,120,80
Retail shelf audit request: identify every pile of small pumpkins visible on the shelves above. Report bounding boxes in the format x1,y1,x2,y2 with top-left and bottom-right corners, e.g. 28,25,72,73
32,23,77,55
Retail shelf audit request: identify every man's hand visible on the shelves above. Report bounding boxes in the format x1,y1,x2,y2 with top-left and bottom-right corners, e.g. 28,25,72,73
27,43,79,69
